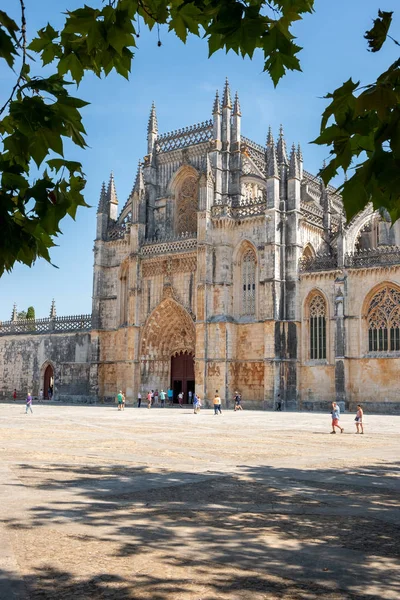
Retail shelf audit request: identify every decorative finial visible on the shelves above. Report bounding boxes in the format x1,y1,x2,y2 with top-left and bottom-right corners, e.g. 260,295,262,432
50,299,56,319
11,303,17,322
222,78,232,108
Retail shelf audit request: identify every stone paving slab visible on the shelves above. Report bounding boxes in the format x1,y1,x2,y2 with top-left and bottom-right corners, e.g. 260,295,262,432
0,405,400,599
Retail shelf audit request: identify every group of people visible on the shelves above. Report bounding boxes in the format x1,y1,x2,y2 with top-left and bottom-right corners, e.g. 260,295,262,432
116,390,126,410
331,401,364,434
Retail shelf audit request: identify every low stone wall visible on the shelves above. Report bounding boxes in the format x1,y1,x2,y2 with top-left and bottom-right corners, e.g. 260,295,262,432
0,331,93,399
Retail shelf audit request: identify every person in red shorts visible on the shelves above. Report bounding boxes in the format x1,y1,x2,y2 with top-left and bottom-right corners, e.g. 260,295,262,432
331,401,344,434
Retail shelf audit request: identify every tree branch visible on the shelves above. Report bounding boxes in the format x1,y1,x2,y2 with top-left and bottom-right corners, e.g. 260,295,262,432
0,0,27,117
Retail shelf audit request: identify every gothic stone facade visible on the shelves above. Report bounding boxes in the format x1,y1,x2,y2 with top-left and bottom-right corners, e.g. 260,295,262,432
2,80,400,411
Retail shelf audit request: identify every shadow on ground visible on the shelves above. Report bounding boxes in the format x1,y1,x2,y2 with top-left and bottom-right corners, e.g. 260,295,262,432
2,462,400,599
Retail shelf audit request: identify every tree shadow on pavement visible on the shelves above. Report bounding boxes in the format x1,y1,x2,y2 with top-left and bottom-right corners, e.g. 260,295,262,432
2,461,400,599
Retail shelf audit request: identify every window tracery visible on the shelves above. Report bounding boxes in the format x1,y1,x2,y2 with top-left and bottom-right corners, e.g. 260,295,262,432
241,249,256,316
367,286,400,352
309,293,326,359
176,176,198,235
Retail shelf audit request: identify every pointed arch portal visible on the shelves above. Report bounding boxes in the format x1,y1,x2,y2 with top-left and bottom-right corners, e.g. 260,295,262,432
140,297,196,401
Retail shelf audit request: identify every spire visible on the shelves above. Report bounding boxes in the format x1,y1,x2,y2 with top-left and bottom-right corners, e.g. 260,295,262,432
276,124,289,165
212,90,221,114
107,172,118,206
97,181,107,214
222,78,232,108
266,126,274,148
289,143,300,179
50,299,56,319
11,303,17,322
233,92,241,116
147,101,158,135
133,160,145,193
297,143,303,162
267,143,279,178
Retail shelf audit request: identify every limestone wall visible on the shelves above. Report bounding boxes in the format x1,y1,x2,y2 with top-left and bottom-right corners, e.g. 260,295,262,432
0,332,93,401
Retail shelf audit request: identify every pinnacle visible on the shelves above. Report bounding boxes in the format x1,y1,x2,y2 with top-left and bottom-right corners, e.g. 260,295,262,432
222,78,232,108
97,181,107,213
147,101,158,134
212,90,221,114
289,143,300,179
276,124,288,165
50,299,56,319
107,172,118,205
266,126,274,147
233,92,241,116
267,143,279,178
297,143,303,162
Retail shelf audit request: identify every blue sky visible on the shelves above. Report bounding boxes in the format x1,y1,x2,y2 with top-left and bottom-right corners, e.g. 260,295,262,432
0,0,398,319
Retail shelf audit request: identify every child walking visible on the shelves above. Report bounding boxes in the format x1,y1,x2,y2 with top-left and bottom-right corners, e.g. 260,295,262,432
25,392,33,414
355,404,364,434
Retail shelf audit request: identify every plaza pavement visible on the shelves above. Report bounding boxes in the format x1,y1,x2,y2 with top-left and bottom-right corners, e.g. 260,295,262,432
0,403,399,599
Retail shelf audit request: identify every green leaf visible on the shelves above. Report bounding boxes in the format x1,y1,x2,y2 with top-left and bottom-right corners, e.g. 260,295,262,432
0,27,18,68
364,10,393,52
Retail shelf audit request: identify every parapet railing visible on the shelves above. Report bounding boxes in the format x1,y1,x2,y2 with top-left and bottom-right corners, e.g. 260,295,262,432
156,120,213,153
299,246,400,273
141,232,197,256
345,246,400,268
299,253,338,273
0,314,92,336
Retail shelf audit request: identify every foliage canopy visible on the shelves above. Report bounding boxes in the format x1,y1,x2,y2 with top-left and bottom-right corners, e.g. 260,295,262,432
0,1,399,275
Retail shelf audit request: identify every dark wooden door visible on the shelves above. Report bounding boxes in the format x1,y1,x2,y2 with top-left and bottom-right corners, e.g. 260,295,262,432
170,352,194,403
44,365,53,399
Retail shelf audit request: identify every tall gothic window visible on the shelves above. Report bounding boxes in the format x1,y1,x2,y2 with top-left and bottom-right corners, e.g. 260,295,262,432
241,250,256,316
309,293,327,359
119,268,128,325
176,176,198,235
367,286,400,352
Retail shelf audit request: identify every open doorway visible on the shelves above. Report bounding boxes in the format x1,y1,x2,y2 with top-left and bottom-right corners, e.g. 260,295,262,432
170,351,195,404
43,364,54,399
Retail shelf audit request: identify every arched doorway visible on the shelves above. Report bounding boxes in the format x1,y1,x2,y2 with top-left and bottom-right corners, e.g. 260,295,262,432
171,351,195,403
140,296,196,401
43,364,54,399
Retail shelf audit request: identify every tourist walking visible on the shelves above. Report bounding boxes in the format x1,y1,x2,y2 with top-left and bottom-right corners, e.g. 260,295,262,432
234,391,243,411
330,401,344,434
167,388,173,406
178,392,183,407
116,390,123,411
151,389,155,406
48,386,53,400
39,389,43,403
147,390,152,409
122,391,126,410
154,389,159,406
13,388,17,401
137,390,142,408
160,389,166,407
213,391,222,415
25,392,33,414
355,404,364,434
275,394,282,411
193,394,201,414
188,390,193,404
